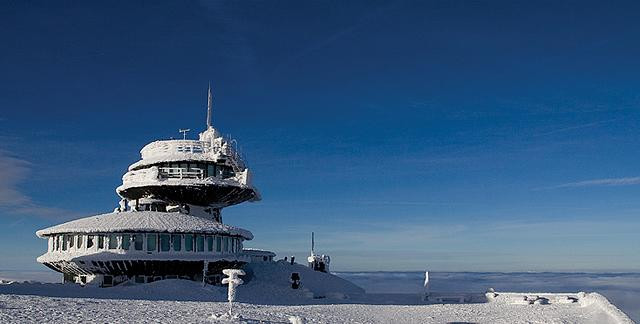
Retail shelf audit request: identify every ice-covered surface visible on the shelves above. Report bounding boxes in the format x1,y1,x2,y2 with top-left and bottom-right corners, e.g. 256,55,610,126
117,168,253,192
131,135,247,172
0,266,634,323
338,271,640,322
35,211,253,239
129,153,228,171
0,287,631,323
0,262,364,303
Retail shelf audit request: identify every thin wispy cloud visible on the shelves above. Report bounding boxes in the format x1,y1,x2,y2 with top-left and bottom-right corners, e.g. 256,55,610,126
533,118,618,137
0,150,31,206
545,176,640,189
0,150,80,220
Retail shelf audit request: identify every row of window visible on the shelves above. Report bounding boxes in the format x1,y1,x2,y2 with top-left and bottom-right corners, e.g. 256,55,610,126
137,204,166,212
176,145,204,154
48,233,242,254
157,162,235,179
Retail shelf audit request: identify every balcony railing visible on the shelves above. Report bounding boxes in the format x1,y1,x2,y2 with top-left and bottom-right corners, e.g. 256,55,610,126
158,167,204,179
140,139,248,171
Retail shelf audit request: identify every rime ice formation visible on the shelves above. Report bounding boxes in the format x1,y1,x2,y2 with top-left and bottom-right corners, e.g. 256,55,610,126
35,87,272,287
0,279,632,324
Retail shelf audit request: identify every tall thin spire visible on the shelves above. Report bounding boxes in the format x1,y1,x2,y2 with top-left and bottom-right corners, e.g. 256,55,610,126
206,82,213,129
311,232,315,254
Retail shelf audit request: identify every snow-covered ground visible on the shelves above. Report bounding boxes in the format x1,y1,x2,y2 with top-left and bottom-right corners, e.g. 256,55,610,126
337,271,640,322
0,267,636,323
0,291,631,324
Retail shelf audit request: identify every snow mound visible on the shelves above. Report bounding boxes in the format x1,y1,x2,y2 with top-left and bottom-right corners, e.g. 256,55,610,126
0,262,364,305
239,261,365,304
580,292,636,324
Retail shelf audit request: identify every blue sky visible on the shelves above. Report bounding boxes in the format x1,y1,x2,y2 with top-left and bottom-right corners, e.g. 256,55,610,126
1,1,639,272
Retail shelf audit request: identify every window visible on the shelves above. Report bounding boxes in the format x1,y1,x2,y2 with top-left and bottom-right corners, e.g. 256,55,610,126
62,235,68,251
207,236,213,252
221,166,235,178
196,235,204,252
68,235,74,249
133,234,143,250
207,165,215,177
55,236,60,251
165,163,174,175
160,234,170,252
184,234,193,251
108,234,118,249
216,236,222,252
77,235,83,249
98,235,104,249
223,237,229,252
147,234,157,252
172,234,181,251
122,234,130,250
87,235,94,249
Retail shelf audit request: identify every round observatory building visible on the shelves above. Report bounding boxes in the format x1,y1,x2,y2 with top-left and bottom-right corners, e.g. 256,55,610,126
36,87,274,287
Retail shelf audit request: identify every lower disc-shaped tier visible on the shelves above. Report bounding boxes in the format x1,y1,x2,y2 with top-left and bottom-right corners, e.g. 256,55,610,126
36,211,254,286
117,183,259,207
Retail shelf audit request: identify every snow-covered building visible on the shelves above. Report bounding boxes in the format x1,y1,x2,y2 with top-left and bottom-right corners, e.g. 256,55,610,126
36,86,273,287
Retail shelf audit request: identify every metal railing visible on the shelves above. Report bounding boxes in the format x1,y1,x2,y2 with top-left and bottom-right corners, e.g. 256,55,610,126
158,167,205,179
140,138,248,171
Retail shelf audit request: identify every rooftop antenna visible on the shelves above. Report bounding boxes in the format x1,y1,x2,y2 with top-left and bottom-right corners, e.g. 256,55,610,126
179,128,190,140
311,232,315,255
206,82,213,129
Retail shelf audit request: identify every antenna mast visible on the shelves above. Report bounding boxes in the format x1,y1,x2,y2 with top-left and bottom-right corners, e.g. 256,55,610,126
311,232,315,255
206,82,213,129
179,129,191,140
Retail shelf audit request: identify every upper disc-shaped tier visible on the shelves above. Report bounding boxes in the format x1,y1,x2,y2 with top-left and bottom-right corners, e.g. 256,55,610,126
116,128,260,207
